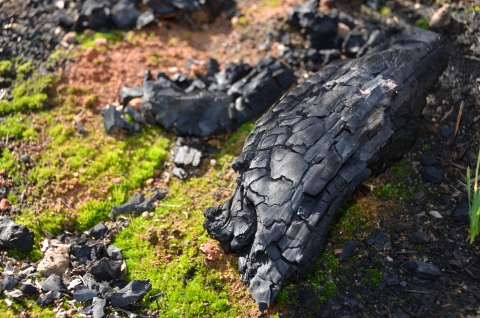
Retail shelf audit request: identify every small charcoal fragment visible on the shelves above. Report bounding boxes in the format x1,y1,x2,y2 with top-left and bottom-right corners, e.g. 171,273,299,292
421,166,443,183
366,232,391,251
92,297,107,318
107,245,123,260
106,280,152,307
452,199,469,223
2,275,18,290
88,257,122,281
405,260,440,280
338,240,357,261
88,222,108,239
112,193,145,215
73,285,98,302
36,291,61,306
0,217,34,253
20,282,38,294
41,274,66,292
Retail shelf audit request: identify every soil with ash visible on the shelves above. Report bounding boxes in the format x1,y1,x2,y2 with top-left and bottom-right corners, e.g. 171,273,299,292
1,0,480,317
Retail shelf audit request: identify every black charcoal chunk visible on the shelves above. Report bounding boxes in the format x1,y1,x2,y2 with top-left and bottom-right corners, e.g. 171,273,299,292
338,240,357,261
421,166,443,183
20,282,38,294
107,245,123,260
119,86,143,106
0,217,34,253
88,222,108,239
36,291,61,306
92,297,106,318
75,0,112,32
112,193,145,215
140,55,294,137
41,274,66,292
106,280,152,307
405,260,440,280
102,105,135,135
74,285,98,302
172,145,203,167
366,232,391,251
89,257,122,281
172,167,188,180
2,275,18,290
417,154,438,166
124,105,146,124
452,199,469,223
136,10,155,29
70,237,106,264
111,0,140,30
204,27,447,308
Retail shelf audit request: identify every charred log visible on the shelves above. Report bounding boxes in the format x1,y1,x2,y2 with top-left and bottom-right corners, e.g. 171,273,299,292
204,27,447,309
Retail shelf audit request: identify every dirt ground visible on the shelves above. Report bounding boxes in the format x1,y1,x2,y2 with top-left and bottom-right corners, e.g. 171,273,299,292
2,0,480,317
49,0,480,316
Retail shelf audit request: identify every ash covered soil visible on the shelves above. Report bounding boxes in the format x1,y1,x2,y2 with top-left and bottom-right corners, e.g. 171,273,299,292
0,0,480,317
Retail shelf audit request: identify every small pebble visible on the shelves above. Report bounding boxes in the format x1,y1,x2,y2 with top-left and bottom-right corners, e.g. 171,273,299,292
429,210,442,219
142,211,150,218
210,159,217,167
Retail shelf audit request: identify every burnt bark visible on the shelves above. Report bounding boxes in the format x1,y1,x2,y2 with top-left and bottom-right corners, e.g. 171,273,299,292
204,27,447,308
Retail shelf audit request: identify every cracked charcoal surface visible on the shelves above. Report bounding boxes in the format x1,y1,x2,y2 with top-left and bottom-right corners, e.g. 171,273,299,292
140,55,295,137
204,27,448,308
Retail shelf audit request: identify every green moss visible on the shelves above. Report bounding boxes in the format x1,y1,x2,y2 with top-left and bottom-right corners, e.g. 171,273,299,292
363,269,382,288
149,54,159,64
0,58,58,116
237,16,249,27
304,253,340,303
0,60,13,74
77,30,124,49
415,19,430,30
379,6,392,15
262,0,280,7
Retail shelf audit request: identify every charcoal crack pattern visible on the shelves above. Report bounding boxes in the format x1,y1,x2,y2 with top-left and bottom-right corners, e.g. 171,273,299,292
204,27,447,309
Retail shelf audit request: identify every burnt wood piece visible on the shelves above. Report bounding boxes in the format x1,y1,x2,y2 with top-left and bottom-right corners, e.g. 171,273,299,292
204,27,447,309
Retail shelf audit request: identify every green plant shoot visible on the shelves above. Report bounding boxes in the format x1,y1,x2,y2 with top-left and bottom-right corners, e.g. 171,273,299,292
467,149,480,243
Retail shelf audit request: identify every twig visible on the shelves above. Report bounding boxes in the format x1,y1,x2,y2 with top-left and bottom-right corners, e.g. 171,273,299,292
59,198,71,210
453,101,464,139
440,106,454,123
406,290,430,294
397,251,417,254
450,162,467,170
464,55,480,62
474,115,480,124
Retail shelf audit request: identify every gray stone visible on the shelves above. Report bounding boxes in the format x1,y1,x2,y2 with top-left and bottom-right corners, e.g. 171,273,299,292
37,244,70,277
